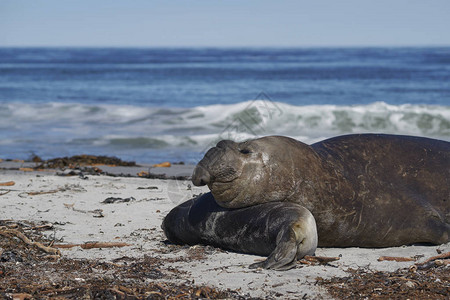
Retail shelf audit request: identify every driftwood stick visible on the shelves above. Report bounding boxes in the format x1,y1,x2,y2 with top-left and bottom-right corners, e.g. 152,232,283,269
31,223,54,231
302,255,340,264
53,242,131,249
416,258,450,270
52,244,79,249
0,226,60,256
81,242,131,249
378,256,415,262
416,252,450,266
0,189,11,196
0,181,15,186
27,189,60,196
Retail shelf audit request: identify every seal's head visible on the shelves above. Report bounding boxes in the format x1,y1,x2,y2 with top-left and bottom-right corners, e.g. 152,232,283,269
192,136,317,208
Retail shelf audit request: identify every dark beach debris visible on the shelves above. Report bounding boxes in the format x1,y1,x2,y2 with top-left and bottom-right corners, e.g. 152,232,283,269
137,186,159,190
0,221,252,300
1,156,191,180
155,242,227,261
186,245,220,261
36,154,137,169
18,184,87,198
30,154,43,163
318,252,450,299
317,264,450,299
63,203,104,218
1,219,129,252
0,250,23,263
101,196,136,204
0,224,61,257
2,220,449,299
1,269,247,300
415,259,450,271
417,251,450,265
137,170,190,181
0,190,11,196
415,252,450,270
299,255,340,265
3,159,25,163
57,167,104,178
30,223,54,231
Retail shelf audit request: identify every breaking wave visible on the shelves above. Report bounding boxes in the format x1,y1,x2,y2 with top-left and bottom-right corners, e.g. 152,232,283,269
1,100,449,163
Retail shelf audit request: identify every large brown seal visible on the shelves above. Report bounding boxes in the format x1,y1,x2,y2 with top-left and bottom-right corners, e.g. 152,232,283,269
192,134,449,247
162,192,317,270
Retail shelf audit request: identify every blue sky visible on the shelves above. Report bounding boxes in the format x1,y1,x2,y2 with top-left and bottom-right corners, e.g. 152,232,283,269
1,0,449,47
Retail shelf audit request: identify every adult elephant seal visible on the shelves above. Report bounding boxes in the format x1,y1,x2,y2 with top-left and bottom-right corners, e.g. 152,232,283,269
162,192,317,270
192,134,449,247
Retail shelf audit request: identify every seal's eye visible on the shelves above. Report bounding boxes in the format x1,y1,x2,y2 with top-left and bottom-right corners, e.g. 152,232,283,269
239,148,251,154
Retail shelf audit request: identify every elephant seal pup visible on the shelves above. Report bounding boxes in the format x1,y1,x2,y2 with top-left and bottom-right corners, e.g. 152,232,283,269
162,192,317,270
192,134,449,247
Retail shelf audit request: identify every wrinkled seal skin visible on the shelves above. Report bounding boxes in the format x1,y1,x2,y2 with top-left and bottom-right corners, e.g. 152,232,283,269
162,192,317,270
192,134,450,247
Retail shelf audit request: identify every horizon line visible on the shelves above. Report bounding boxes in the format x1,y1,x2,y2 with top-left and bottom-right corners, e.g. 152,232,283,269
1,44,450,49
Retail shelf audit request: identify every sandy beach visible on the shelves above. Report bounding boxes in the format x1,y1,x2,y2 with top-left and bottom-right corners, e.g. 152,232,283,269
1,160,449,299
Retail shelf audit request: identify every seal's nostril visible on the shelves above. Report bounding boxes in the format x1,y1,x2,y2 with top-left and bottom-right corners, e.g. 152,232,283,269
192,165,211,186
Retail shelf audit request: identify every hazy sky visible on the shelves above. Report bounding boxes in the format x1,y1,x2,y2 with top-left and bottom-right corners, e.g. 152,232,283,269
1,0,449,47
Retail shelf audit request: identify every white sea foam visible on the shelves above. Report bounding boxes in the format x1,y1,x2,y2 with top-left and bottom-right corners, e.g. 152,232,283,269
1,100,449,162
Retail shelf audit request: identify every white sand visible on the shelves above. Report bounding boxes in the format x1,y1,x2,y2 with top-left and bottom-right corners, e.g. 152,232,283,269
1,168,448,299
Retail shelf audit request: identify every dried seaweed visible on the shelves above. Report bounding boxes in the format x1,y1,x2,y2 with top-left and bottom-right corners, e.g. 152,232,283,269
0,221,254,299
36,155,136,169
317,265,450,299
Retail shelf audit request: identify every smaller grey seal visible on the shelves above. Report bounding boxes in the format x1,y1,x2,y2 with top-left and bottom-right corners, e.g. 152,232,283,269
162,192,317,270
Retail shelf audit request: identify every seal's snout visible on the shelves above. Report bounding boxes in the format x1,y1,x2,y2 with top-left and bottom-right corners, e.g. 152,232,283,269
192,164,211,186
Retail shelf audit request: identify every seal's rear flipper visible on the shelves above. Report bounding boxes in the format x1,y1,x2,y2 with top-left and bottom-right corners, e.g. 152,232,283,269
248,227,298,271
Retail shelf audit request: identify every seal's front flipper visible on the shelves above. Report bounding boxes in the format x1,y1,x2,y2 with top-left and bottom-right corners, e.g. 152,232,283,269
249,227,298,271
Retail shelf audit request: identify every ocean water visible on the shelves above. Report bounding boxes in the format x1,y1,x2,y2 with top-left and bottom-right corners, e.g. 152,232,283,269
0,47,449,164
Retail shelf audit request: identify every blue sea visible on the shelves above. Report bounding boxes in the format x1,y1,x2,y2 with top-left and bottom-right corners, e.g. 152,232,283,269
0,47,449,164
